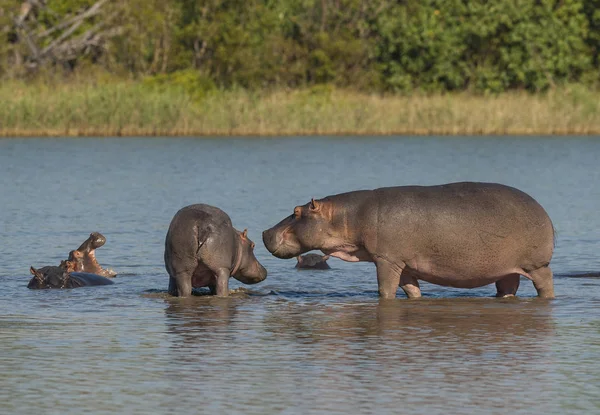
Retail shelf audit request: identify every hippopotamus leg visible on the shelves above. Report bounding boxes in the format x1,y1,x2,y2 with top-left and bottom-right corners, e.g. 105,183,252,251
167,262,194,297
195,236,232,296
167,236,231,297
376,259,418,299
495,274,520,297
375,260,397,299
399,268,422,299
168,274,188,297
526,266,554,298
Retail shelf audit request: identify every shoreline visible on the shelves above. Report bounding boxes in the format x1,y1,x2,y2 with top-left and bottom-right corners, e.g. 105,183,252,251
2,129,600,137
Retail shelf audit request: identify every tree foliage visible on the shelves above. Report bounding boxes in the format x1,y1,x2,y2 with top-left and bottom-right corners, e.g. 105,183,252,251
1,0,599,92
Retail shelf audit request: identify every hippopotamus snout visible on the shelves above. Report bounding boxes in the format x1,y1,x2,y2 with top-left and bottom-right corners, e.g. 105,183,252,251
234,233,268,284
75,232,107,252
89,232,106,249
234,261,267,285
262,220,303,259
262,229,279,254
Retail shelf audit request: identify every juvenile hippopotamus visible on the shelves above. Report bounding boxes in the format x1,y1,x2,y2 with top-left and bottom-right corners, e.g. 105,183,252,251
164,204,267,297
28,262,115,289
68,232,117,278
263,182,555,299
296,253,331,270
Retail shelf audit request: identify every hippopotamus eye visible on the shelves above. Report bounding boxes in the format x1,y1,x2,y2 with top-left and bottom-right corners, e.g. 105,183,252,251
251,242,255,249
294,207,302,218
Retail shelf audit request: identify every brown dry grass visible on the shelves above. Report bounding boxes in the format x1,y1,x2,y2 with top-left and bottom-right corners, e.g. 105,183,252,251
1,80,599,136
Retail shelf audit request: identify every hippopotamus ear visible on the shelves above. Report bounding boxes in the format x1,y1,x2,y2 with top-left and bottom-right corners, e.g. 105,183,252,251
297,256,303,263
241,229,248,239
309,198,320,211
30,266,44,282
69,250,82,260
62,260,74,272
321,255,330,261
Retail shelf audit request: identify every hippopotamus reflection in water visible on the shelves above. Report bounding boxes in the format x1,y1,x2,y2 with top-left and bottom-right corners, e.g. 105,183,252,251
68,232,117,278
164,204,267,297
263,182,555,299
28,261,114,289
296,253,331,270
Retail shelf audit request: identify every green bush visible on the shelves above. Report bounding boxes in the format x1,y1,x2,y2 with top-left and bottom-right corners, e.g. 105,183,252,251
2,0,600,92
377,0,592,92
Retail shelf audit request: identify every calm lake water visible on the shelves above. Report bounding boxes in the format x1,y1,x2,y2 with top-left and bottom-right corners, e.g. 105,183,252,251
1,136,599,414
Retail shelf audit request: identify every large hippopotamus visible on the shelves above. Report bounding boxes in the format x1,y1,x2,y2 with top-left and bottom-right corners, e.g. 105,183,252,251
263,182,555,299
296,253,331,270
28,261,115,289
164,204,267,297
68,232,117,278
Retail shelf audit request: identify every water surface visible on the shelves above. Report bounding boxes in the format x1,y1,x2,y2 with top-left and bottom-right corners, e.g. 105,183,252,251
1,136,599,414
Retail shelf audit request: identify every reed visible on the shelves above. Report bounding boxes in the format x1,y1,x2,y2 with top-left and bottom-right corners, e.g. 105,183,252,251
1,80,599,136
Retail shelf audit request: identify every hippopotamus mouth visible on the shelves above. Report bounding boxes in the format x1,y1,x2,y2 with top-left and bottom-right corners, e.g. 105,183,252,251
82,232,106,250
70,232,116,278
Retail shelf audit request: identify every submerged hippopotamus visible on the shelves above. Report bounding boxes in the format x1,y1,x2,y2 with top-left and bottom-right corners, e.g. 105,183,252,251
296,253,331,270
68,232,117,278
263,182,555,299
28,261,115,289
164,204,267,297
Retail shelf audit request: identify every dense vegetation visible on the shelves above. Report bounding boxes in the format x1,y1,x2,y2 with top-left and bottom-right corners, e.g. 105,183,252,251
2,0,600,93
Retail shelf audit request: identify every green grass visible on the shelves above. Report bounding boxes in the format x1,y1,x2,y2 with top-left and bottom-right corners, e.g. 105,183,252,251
1,80,600,136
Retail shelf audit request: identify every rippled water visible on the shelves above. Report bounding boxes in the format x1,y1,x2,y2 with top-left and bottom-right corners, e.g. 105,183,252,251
1,136,599,414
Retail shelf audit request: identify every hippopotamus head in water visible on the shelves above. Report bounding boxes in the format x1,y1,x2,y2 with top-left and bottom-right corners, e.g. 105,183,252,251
28,264,71,289
68,232,117,278
296,253,331,270
28,260,115,289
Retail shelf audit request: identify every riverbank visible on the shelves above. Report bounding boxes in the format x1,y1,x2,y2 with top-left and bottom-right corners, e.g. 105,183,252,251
1,80,600,136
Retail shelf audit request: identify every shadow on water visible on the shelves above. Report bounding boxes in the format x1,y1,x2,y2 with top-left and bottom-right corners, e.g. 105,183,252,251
162,294,247,343
162,289,555,360
164,296,238,323
559,272,600,278
259,297,555,364
265,289,379,299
